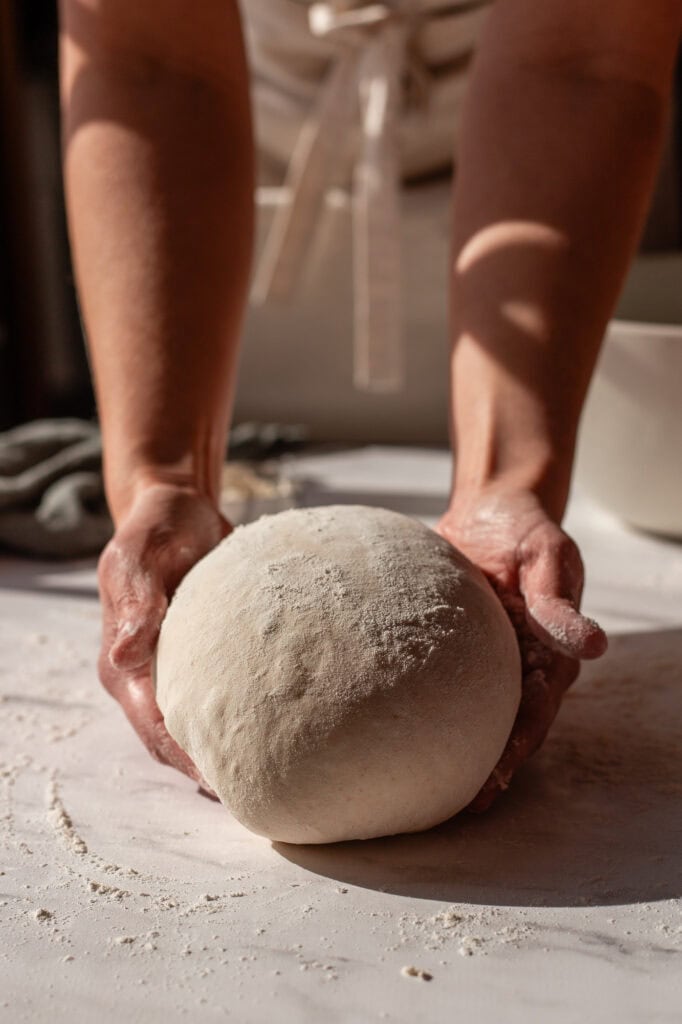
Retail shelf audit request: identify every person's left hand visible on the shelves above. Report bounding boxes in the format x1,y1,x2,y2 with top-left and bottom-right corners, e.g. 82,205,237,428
436,487,607,812
97,482,230,793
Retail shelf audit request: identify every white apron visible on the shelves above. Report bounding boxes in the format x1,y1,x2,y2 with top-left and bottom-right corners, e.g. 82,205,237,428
243,0,491,391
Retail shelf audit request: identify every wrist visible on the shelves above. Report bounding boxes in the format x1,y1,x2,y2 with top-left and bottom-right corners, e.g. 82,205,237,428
453,443,573,518
100,418,229,525
450,362,580,522
450,392,577,521
105,456,222,526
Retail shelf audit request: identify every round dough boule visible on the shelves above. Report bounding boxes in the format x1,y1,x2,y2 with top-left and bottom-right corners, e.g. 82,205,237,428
155,505,521,844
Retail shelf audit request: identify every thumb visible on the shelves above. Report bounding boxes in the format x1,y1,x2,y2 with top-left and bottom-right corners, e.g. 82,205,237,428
519,525,607,660
526,595,607,660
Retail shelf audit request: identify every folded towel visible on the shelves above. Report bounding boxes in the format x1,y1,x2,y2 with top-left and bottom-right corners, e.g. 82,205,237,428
0,419,111,558
0,419,308,559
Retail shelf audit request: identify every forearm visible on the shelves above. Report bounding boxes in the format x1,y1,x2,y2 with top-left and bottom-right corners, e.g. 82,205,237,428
449,0,680,520
58,0,254,523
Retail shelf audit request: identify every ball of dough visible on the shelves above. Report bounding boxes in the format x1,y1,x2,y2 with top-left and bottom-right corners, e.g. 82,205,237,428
155,505,521,844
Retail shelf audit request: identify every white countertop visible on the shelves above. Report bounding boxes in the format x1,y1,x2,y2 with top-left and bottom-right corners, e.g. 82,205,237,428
1,447,681,1023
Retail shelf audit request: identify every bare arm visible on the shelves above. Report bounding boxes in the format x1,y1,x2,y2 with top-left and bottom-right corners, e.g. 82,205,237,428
59,0,254,522
450,0,680,517
58,0,254,779
440,0,681,806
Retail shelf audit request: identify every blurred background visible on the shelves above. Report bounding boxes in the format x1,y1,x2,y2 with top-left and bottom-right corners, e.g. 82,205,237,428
1,1,680,437
0,0,90,429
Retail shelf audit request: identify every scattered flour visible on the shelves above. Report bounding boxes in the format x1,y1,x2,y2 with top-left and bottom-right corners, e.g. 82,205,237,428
88,880,131,901
390,904,538,958
401,965,433,981
45,775,88,856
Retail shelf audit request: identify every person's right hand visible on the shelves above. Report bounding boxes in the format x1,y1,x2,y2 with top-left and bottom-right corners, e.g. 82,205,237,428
436,487,607,812
97,482,231,787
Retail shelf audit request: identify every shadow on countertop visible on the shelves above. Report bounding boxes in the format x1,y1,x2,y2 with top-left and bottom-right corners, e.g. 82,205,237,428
0,557,99,599
275,627,682,909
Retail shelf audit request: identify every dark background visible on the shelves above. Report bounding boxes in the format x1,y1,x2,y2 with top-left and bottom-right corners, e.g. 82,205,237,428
1,1,90,428
1,2,680,431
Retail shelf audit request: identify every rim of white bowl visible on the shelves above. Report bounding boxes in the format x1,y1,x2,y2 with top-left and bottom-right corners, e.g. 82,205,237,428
610,317,682,340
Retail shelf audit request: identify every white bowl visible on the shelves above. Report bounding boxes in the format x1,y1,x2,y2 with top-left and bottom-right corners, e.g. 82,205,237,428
575,255,682,536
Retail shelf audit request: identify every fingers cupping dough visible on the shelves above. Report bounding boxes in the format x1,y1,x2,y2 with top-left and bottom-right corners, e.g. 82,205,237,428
519,523,607,659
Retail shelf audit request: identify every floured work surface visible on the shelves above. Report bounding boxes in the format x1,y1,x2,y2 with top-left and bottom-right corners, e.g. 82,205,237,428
1,448,681,1024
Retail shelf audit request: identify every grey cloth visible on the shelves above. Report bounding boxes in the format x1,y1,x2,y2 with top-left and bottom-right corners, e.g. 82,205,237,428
0,419,112,559
0,419,308,560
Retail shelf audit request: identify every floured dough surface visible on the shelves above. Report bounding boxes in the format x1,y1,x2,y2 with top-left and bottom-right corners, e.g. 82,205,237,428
155,505,521,844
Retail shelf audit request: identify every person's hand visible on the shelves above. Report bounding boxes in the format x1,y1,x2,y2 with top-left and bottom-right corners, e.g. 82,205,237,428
97,482,231,789
436,488,607,812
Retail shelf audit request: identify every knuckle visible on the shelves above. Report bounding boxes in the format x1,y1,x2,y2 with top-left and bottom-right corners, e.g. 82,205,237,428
546,529,577,564
523,521,580,564
96,650,119,697
97,537,126,587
